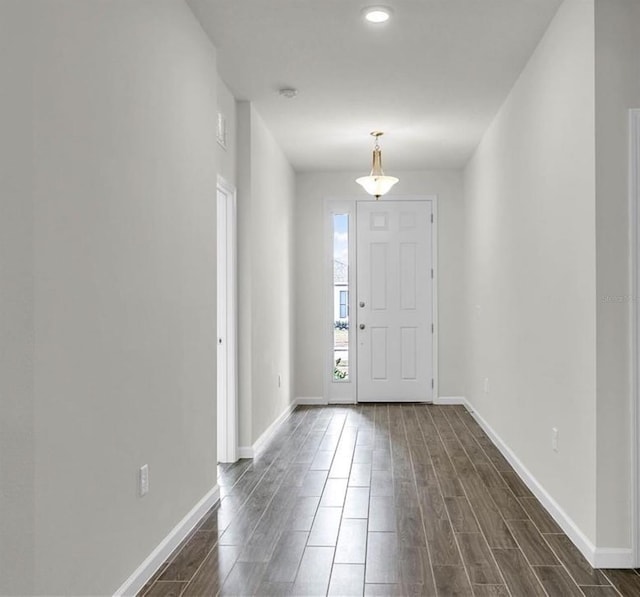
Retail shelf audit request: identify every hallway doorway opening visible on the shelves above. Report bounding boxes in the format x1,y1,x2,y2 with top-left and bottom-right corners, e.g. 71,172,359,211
217,177,238,463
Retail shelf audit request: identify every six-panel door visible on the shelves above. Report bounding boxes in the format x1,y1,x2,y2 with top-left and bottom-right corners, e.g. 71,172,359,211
356,200,433,402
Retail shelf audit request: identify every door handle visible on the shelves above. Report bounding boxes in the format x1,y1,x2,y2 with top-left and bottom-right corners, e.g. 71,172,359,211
359,323,366,330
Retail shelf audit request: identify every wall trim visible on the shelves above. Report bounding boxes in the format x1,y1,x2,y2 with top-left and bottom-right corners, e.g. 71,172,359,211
435,396,466,405
238,401,298,459
296,397,328,406
237,446,254,459
592,548,635,569
463,399,632,568
216,175,238,464
113,485,220,597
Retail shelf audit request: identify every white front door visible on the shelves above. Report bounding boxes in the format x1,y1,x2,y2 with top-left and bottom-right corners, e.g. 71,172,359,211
356,200,433,402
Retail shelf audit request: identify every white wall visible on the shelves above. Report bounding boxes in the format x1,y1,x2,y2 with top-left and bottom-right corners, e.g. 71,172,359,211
236,102,254,447
463,0,598,544
237,102,296,447
217,77,237,186
594,0,640,548
30,2,219,593
294,170,465,400
0,3,35,594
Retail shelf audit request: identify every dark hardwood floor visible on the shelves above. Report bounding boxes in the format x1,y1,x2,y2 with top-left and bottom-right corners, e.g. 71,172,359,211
140,404,640,596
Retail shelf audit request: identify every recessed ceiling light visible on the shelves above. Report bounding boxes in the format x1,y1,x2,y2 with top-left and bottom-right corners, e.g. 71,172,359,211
363,6,392,23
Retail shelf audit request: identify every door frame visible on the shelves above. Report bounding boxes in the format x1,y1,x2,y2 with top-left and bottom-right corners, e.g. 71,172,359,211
631,109,640,566
217,176,238,463
323,195,438,404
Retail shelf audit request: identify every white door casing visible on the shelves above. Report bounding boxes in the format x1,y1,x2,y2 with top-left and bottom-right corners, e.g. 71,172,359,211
631,108,640,567
356,200,434,402
216,177,238,463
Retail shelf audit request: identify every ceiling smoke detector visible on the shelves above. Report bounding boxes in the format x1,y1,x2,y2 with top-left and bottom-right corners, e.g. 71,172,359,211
279,88,298,99
363,6,392,23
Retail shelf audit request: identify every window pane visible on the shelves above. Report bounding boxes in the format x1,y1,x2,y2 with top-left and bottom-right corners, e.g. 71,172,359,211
333,214,349,381
339,290,348,318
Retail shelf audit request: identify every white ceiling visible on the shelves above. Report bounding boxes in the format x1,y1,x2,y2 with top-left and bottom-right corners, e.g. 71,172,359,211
187,0,563,172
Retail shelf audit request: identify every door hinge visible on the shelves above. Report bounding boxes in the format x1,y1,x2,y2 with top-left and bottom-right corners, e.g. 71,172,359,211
431,379,434,389
431,323,434,334
431,268,434,279
431,213,434,223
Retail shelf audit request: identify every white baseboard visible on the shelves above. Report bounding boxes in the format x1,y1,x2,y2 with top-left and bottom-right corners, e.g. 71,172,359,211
113,485,220,597
237,401,298,460
295,397,328,406
592,547,635,568
435,396,466,405
463,399,632,569
237,446,254,459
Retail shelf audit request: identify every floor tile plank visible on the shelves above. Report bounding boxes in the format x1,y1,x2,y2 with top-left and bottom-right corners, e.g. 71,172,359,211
308,507,342,546
182,544,239,596
432,565,473,596
398,545,436,590
335,518,368,564
320,478,348,508
487,485,529,520
500,471,533,497
471,585,510,596
492,548,547,597
291,546,334,596
518,496,563,534
265,531,308,583
544,534,611,586
581,586,624,597
349,462,372,487
445,496,480,533
344,486,370,519
286,496,320,532
505,519,559,565
456,532,503,585
328,563,365,597
219,561,267,596
604,568,640,596
369,496,396,532
142,581,187,597
366,532,399,584
533,565,584,596
158,531,217,581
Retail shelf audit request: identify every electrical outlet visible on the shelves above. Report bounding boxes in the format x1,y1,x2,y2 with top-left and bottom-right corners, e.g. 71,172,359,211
483,377,489,394
139,464,149,497
552,428,559,452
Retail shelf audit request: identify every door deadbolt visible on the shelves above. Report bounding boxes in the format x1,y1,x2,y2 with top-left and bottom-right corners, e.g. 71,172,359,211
359,323,366,330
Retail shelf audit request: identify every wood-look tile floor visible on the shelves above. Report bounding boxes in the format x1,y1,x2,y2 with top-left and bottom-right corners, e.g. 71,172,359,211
140,405,640,597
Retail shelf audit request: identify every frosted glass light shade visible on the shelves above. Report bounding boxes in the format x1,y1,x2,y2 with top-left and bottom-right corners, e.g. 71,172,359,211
355,175,399,197
356,137,399,198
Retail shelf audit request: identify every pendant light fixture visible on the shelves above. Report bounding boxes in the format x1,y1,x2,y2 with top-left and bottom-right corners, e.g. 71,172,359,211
355,131,399,199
